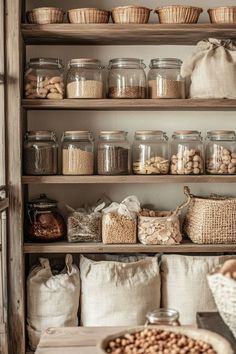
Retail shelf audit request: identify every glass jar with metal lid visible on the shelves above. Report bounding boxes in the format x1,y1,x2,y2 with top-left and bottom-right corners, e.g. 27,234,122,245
132,130,169,174
97,131,130,175
66,58,104,98
146,308,180,326
23,130,58,175
148,58,185,99
170,130,204,175
62,131,94,175
108,58,146,99
206,130,236,174
24,57,64,99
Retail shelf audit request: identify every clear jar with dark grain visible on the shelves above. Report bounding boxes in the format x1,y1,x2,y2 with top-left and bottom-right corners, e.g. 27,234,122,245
146,308,180,326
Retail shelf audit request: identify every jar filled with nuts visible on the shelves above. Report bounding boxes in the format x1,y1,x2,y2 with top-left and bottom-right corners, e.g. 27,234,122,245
170,130,204,175
132,130,169,174
24,58,64,99
206,130,236,175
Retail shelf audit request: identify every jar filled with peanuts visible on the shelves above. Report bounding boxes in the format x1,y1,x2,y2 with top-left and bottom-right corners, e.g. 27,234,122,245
206,130,236,174
170,130,204,175
108,58,146,99
24,58,64,99
132,130,169,174
62,131,94,175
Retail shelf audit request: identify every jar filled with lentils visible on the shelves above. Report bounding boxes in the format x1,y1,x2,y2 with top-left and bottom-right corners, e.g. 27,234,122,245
170,130,204,175
108,58,146,99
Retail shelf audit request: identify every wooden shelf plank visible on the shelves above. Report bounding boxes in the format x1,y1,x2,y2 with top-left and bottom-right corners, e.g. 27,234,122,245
21,24,236,45
23,241,236,254
22,98,236,111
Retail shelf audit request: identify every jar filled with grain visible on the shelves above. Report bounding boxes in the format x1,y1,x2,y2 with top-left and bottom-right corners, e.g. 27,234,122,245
148,58,185,99
132,130,169,174
108,58,146,99
24,131,58,175
62,131,94,175
97,131,130,175
206,130,236,174
170,130,204,175
24,58,64,99
66,58,104,98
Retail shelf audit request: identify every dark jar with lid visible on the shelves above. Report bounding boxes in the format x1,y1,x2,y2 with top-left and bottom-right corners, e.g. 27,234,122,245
26,194,66,242
146,308,180,326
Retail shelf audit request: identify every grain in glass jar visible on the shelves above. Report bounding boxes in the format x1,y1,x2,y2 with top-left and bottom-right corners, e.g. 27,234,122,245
97,131,130,175
132,130,169,174
66,58,104,98
170,130,204,175
62,131,94,175
148,58,185,99
108,58,146,99
206,130,236,174
146,308,180,326
24,58,64,99
24,131,58,175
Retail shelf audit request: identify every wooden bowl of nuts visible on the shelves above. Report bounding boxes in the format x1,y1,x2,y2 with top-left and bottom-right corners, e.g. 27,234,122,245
97,326,233,354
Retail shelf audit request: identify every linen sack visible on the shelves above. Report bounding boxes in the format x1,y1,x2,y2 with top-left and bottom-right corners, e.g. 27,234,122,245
181,38,236,98
161,255,236,325
27,254,80,350
80,254,160,326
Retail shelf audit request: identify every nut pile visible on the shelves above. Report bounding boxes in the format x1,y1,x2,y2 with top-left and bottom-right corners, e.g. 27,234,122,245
25,74,64,99
105,328,217,354
133,156,169,174
171,149,204,175
102,212,137,244
206,148,236,174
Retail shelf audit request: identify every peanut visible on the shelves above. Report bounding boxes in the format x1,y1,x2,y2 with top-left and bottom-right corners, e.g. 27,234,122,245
25,74,64,99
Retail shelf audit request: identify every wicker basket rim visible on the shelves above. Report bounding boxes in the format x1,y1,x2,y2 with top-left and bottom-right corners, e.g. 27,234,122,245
208,6,236,12
155,5,203,12
28,7,64,13
68,8,109,14
112,6,152,12
190,195,236,202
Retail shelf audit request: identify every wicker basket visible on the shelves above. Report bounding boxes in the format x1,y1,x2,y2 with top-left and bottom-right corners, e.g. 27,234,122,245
27,7,64,24
68,8,110,24
111,6,151,24
208,7,236,24
155,5,203,24
184,186,236,244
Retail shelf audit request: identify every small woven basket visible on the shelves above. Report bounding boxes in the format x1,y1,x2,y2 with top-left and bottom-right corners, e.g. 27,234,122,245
27,7,64,24
208,7,236,24
184,186,236,244
68,8,110,24
155,5,203,24
112,6,151,24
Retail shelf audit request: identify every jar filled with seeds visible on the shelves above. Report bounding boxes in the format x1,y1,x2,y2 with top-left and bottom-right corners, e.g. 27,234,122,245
206,130,236,174
148,58,185,99
132,130,169,174
97,131,130,175
66,58,104,98
170,130,204,175
62,131,94,175
24,58,64,99
108,58,146,99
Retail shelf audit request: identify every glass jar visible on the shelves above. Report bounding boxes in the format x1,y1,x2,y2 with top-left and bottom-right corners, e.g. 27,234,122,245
97,131,130,175
24,58,64,99
27,194,66,242
148,58,185,99
108,58,146,99
146,308,180,326
206,130,236,174
132,130,169,174
62,131,94,175
66,58,104,99
170,130,204,175
23,131,58,175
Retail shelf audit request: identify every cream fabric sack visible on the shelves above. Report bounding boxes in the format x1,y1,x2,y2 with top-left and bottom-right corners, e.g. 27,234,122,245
80,255,160,326
27,254,80,350
181,38,236,98
161,255,236,325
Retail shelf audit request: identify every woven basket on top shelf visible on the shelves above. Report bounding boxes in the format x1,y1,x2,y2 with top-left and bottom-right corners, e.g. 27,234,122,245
68,8,110,24
208,7,236,24
27,7,64,24
111,6,151,24
155,5,203,24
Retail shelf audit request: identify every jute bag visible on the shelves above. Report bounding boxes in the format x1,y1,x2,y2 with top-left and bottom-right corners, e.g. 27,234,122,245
181,38,236,98
27,254,80,350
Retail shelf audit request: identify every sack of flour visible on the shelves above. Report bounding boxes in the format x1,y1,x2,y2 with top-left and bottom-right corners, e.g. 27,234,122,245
181,38,236,98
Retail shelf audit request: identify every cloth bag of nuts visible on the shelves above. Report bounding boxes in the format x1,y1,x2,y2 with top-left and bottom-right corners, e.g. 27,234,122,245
181,38,236,98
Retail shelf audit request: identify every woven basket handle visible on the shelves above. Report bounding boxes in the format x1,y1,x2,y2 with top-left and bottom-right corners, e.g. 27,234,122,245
173,186,192,215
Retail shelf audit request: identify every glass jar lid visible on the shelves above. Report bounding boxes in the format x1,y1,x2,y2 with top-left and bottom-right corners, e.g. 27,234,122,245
25,130,57,141
146,308,180,325
68,58,103,69
206,130,236,141
28,194,57,209
109,58,146,69
150,58,182,69
99,130,128,141
62,130,94,141
135,130,168,141
172,130,202,141
28,58,64,69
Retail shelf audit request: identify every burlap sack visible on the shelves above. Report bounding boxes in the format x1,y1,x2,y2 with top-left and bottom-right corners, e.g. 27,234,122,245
181,38,236,98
